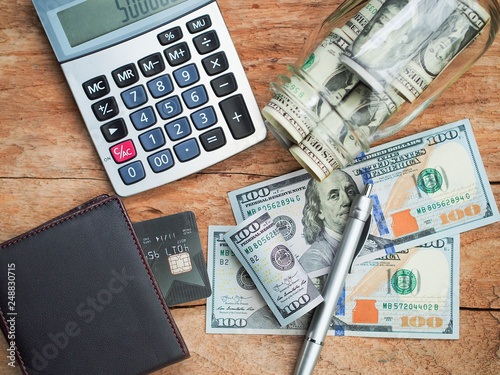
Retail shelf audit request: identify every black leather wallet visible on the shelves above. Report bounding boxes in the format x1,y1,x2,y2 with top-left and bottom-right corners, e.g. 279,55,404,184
0,195,189,375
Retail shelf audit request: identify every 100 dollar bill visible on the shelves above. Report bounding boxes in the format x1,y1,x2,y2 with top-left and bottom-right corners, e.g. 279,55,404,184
223,213,323,326
229,119,499,276
206,227,459,339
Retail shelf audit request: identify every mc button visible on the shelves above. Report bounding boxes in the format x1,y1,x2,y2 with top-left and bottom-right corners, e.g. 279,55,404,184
83,75,110,100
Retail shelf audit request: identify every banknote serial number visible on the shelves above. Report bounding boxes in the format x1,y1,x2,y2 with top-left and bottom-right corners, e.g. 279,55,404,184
383,303,439,311
416,194,472,214
246,196,301,218
242,227,280,255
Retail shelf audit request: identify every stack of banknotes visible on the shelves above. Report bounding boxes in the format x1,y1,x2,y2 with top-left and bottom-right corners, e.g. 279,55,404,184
206,119,499,339
262,0,490,181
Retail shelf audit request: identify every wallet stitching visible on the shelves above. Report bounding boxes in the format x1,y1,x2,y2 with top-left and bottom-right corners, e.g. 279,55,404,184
0,308,28,374
0,196,188,372
113,198,189,358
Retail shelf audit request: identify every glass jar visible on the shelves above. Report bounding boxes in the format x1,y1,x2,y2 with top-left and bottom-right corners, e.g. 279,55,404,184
262,0,499,181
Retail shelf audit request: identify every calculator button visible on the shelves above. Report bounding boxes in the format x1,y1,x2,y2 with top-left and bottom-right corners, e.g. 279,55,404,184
92,97,119,121
119,161,145,185
193,30,220,55
139,128,165,151
112,64,139,88
148,149,175,173
182,85,208,109
219,95,255,139
138,53,165,77
147,74,173,98
200,127,226,151
174,138,200,162
121,85,148,109
83,75,110,100
156,96,183,119
165,117,191,141
191,106,217,130
164,42,191,67
101,118,128,143
173,64,200,88
211,73,238,97
202,52,229,76
130,106,157,130
186,15,212,34
110,139,137,163
157,26,183,46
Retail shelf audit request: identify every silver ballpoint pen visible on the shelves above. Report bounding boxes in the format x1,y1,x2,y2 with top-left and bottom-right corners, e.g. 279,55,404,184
293,183,374,375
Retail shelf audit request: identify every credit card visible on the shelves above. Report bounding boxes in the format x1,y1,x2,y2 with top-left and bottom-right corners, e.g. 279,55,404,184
133,211,211,306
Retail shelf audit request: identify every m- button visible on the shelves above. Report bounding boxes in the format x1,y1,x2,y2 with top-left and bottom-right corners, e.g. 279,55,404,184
83,75,110,100
138,53,165,77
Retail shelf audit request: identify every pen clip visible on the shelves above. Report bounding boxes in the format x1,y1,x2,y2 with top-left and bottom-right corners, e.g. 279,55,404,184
348,215,371,274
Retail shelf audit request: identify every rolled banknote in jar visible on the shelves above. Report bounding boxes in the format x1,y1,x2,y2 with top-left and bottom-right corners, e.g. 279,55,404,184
262,28,356,143
390,0,490,102
262,0,388,144
262,0,496,182
340,0,458,92
290,83,404,181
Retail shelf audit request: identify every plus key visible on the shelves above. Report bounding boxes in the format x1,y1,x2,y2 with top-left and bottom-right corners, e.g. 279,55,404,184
219,95,255,140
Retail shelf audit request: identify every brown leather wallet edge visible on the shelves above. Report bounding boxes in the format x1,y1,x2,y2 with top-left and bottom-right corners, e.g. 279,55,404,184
0,194,190,374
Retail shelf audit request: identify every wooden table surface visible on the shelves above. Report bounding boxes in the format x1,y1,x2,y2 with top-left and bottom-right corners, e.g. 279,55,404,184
1,0,499,374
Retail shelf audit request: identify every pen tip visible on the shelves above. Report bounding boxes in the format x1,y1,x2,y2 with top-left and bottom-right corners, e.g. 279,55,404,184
363,183,373,197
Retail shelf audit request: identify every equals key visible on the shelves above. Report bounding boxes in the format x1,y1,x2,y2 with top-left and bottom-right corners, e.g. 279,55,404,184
200,127,226,151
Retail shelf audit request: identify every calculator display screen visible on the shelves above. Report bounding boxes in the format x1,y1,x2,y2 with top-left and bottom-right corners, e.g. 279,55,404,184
58,0,188,47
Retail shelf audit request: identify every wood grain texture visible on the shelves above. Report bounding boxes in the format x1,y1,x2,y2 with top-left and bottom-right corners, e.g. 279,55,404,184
0,0,499,374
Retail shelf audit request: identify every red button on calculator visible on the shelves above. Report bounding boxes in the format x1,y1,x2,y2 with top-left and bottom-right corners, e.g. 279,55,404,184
110,140,136,163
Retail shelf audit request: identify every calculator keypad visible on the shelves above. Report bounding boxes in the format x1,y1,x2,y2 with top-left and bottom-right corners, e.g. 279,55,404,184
63,2,266,196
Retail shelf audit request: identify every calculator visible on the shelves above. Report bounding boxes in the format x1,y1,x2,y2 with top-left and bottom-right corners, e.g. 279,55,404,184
32,0,267,197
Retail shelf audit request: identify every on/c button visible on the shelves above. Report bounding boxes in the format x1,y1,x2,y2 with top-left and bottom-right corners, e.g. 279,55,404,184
110,139,136,163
